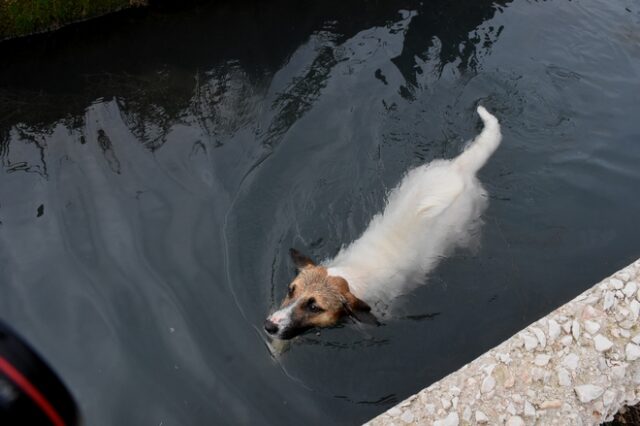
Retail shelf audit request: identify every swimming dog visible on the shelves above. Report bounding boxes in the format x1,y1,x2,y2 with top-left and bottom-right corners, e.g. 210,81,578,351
265,106,501,340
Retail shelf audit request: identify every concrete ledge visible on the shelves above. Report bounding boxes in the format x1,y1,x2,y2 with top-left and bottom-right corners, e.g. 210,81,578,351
0,0,147,41
367,258,640,426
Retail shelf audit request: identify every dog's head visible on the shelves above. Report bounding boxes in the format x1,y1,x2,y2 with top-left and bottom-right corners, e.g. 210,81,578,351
264,249,377,340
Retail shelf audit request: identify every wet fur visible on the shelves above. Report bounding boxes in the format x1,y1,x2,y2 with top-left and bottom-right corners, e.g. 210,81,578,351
266,106,501,339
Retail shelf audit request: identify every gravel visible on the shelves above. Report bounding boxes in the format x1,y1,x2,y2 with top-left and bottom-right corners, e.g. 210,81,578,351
367,259,640,425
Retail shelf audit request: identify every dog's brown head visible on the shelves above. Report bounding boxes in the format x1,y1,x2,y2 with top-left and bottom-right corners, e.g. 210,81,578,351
264,249,377,340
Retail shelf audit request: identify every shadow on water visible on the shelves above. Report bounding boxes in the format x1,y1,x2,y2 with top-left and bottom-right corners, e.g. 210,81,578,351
1,0,640,424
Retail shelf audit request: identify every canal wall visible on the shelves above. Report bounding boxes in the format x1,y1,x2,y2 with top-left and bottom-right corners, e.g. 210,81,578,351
367,258,640,425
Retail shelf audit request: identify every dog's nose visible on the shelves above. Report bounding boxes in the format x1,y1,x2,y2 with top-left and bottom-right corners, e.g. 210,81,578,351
264,319,279,335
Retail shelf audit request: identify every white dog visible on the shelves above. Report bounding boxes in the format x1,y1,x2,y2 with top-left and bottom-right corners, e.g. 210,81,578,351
265,106,502,340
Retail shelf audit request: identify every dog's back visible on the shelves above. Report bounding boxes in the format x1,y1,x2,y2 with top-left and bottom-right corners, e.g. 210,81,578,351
327,106,502,305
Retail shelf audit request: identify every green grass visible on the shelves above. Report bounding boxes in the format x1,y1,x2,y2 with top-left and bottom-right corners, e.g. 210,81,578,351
0,0,147,40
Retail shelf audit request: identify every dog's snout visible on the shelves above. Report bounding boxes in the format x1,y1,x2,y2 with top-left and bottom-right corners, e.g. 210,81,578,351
264,319,279,335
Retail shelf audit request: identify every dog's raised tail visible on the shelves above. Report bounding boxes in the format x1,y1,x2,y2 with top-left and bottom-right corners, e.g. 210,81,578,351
454,106,502,175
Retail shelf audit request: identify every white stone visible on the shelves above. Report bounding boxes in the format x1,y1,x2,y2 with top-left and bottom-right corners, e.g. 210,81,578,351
615,290,625,299
619,320,634,329
594,334,614,352
574,384,604,403
571,320,580,341
582,305,601,320
522,333,538,351
540,400,562,409
548,319,561,341
475,411,488,424
562,321,572,334
630,300,640,320
626,343,640,361
462,406,472,422
534,354,551,366
531,327,546,349
388,407,402,417
597,356,608,371
400,410,414,424
623,281,638,298
562,353,580,370
449,386,461,396
560,335,573,346
611,365,626,380
506,402,516,415
616,271,631,281
632,334,640,345
441,398,451,410
524,401,536,417
452,397,458,409
604,291,615,310
625,391,639,406
584,320,601,335
593,400,605,413
557,368,572,386
434,412,459,426
506,416,525,426
481,363,496,376
603,390,616,407
481,375,496,393
496,352,512,364
531,367,545,382
611,278,624,289
584,295,599,305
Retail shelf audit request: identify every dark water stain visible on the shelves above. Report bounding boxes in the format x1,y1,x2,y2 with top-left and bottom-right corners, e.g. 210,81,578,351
0,0,639,425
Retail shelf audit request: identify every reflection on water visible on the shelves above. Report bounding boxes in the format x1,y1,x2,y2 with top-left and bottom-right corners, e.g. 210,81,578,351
0,0,510,156
1,0,640,424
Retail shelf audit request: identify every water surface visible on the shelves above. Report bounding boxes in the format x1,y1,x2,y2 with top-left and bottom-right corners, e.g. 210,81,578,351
1,0,639,424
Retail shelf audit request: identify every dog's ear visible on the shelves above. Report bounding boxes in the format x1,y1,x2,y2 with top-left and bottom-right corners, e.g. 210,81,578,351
344,292,379,326
289,248,315,270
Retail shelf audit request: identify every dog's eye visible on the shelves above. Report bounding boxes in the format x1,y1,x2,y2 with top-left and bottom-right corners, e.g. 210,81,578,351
306,298,324,313
288,285,296,297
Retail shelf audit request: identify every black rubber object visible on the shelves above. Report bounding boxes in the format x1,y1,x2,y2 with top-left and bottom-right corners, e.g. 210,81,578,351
0,319,79,426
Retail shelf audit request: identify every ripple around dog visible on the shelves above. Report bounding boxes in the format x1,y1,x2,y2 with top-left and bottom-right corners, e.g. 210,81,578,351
265,107,501,340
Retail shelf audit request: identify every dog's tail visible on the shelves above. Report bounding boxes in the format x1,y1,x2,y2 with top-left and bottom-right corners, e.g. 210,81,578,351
454,106,502,175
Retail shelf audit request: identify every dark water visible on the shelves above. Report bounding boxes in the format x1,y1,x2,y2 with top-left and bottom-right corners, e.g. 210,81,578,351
1,0,639,424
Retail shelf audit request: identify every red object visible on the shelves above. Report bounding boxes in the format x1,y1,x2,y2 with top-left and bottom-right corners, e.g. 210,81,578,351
0,356,66,426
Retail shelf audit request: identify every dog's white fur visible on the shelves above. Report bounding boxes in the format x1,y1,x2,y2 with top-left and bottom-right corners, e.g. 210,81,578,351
326,106,501,305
